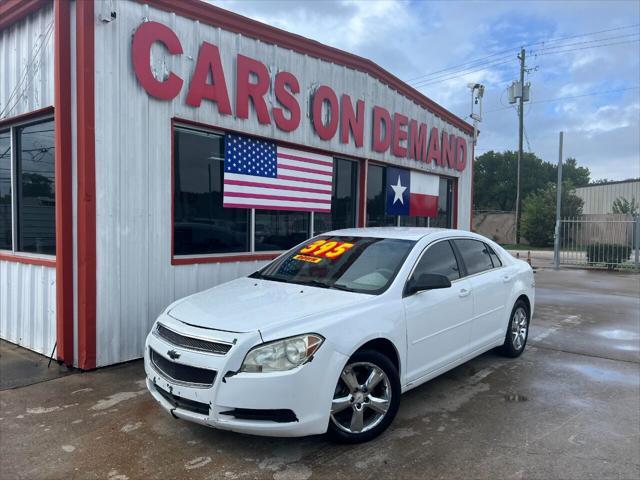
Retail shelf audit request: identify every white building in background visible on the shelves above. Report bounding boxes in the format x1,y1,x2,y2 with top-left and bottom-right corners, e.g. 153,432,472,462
575,180,640,215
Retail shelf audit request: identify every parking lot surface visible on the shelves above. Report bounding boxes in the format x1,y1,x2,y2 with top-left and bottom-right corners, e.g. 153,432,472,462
1,268,638,480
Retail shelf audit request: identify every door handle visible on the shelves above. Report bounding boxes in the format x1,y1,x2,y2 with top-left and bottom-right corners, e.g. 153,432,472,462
458,288,472,298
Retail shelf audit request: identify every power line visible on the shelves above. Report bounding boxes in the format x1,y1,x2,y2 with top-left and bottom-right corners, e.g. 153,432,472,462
405,23,639,85
413,37,639,88
532,23,639,46
530,31,639,53
532,39,640,57
405,52,514,83
412,57,514,88
485,86,640,113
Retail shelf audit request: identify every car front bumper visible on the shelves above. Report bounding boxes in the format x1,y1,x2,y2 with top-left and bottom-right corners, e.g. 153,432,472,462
144,314,348,437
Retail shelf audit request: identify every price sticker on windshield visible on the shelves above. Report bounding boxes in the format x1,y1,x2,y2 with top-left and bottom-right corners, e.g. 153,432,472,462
298,240,354,260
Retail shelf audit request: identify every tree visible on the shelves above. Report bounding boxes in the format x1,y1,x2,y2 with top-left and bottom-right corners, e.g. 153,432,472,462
473,151,554,211
612,197,639,216
561,158,590,188
521,183,583,247
473,151,590,211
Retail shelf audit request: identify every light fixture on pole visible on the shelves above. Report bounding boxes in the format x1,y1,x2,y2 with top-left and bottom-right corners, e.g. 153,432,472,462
467,82,484,147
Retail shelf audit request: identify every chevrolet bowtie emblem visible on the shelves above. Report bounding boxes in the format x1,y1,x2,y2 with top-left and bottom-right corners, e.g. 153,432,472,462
167,349,180,360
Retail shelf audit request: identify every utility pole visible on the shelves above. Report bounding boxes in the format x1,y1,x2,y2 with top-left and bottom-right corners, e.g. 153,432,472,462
515,47,525,244
553,132,564,269
468,82,484,231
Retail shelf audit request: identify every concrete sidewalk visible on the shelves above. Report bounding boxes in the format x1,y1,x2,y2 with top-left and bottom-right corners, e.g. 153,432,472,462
505,249,554,269
0,340,74,391
1,269,638,480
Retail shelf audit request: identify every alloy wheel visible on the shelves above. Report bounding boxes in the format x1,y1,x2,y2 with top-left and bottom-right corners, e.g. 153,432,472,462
511,306,528,350
330,361,392,434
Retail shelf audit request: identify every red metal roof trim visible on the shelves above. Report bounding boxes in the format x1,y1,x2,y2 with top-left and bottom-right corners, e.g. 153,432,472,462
0,0,50,32
138,0,474,136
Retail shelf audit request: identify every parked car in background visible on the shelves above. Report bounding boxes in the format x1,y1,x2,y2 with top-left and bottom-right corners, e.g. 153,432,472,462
145,228,535,443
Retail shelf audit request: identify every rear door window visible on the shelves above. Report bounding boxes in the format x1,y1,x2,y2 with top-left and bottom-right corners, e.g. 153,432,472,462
453,239,494,276
485,243,503,267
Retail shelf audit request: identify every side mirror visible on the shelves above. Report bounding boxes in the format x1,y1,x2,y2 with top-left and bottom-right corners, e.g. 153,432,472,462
405,273,452,296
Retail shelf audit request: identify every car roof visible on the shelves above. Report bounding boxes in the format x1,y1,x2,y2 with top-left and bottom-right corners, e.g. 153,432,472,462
322,227,468,241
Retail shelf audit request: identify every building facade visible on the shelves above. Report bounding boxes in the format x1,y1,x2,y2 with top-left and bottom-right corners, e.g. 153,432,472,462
575,180,640,215
0,0,475,368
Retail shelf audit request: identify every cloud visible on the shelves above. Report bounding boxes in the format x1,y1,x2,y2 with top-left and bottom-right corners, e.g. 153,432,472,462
211,0,639,180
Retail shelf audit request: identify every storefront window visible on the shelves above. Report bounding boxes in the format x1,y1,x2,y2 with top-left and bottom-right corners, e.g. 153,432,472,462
255,210,310,251
432,177,454,228
0,130,11,250
400,216,430,227
173,127,250,255
16,120,56,254
314,158,358,234
366,164,397,227
173,125,458,260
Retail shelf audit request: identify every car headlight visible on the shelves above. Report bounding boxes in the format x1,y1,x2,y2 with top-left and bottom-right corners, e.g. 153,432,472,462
240,334,324,373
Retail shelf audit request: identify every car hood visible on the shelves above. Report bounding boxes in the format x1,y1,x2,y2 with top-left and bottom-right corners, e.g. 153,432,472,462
167,277,369,333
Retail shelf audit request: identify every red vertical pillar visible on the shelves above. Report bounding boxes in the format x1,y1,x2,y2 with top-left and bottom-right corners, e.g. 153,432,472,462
54,0,74,366
76,0,97,370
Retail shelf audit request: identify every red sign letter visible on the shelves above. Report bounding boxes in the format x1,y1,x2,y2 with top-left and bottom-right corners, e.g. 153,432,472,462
273,71,300,132
441,131,457,169
186,42,231,114
408,120,428,162
426,127,441,165
312,86,339,140
456,136,468,171
132,21,183,100
392,113,409,157
236,54,271,124
340,95,364,147
372,106,391,153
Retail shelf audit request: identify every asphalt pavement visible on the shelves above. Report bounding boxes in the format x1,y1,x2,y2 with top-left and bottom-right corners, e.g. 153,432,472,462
0,268,638,480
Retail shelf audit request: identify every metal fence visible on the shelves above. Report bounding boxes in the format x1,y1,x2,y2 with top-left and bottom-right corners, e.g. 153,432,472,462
556,215,640,270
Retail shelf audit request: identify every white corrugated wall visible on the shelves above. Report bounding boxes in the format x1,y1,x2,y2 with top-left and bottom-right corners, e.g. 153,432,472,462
0,3,54,119
0,5,56,357
575,181,640,215
92,0,474,366
0,261,56,356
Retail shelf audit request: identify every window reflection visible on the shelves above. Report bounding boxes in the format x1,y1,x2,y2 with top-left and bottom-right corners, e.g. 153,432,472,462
173,128,250,255
314,158,357,234
17,120,55,255
366,164,397,227
0,130,11,250
255,210,310,251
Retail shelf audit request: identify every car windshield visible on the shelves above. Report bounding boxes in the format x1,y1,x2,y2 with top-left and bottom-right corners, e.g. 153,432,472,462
250,236,416,295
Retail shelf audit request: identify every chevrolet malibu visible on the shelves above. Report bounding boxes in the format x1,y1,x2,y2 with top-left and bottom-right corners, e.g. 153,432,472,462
144,228,534,443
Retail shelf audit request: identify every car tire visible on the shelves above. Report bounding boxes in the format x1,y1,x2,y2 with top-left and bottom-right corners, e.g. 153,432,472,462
326,349,401,444
498,299,530,358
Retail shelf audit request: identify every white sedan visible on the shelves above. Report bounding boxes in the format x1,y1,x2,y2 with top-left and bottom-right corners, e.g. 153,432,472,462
144,228,534,443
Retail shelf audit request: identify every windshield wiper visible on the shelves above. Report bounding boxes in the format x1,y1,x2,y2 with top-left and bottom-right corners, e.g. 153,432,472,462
329,283,356,292
302,280,331,289
250,272,291,284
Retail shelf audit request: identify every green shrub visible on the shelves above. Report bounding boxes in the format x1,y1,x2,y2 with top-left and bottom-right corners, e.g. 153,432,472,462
521,183,583,247
585,243,632,269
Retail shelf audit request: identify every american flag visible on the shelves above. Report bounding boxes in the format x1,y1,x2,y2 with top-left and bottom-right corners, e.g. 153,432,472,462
223,133,333,213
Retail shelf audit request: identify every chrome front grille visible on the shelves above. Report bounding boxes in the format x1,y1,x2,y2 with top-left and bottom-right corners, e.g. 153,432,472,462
155,323,232,355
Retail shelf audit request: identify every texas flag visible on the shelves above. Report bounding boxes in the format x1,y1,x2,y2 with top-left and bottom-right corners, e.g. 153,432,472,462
385,166,439,217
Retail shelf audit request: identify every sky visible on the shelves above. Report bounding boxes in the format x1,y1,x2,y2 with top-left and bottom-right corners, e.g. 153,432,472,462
213,0,640,182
